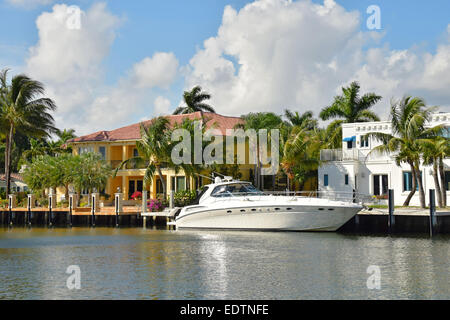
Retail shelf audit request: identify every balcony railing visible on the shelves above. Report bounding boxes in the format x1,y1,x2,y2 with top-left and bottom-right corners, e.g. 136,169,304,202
320,149,363,162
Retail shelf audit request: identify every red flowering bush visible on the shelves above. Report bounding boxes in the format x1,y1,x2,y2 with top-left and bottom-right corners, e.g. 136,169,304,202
130,191,142,200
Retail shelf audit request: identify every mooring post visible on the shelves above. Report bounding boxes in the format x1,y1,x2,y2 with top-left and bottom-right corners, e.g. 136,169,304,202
388,189,395,233
169,190,174,209
91,193,99,227
142,190,148,228
27,194,35,226
48,190,57,226
429,189,436,237
114,192,123,227
8,194,16,226
68,193,77,227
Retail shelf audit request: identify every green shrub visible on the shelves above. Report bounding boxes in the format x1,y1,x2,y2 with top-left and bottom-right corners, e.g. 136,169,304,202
174,190,197,207
0,199,8,209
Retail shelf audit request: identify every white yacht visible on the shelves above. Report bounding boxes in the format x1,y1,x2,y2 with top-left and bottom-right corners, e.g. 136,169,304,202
173,177,363,231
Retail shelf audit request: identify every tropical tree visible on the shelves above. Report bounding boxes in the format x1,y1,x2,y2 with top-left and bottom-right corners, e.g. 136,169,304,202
21,138,47,162
173,85,215,115
281,126,322,191
235,112,284,189
284,109,318,131
23,153,111,204
72,153,112,197
423,136,449,208
320,81,381,148
114,117,172,198
0,69,57,196
366,97,442,208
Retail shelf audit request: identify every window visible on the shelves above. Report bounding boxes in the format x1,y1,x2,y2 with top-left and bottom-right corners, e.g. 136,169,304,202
176,176,186,192
98,146,106,160
373,174,388,196
324,174,329,187
346,140,354,149
345,174,349,185
133,148,139,157
360,135,369,148
403,172,418,192
78,146,94,155
211,183,262,197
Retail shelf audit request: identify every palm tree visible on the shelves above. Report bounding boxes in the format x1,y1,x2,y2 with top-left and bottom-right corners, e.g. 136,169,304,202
320,81,381,147
366,97,441,208
173,86,215,115
282,126,322,191
0,69,57,196
423,136,449,208
21,138,46,162
56,128,76,144
284,109,318,131
235,112,284,189
114,117,173,198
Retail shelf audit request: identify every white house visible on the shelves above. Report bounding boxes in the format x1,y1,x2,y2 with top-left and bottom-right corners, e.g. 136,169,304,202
318,112,450,206
0,173,29,194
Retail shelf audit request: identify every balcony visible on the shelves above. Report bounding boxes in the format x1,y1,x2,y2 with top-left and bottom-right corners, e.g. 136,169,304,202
320,149,363,162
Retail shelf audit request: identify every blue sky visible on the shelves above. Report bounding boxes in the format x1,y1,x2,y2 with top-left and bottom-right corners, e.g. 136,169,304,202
1,0,449,134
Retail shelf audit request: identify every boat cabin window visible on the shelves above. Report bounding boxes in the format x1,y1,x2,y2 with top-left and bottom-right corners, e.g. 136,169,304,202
210,183,263,197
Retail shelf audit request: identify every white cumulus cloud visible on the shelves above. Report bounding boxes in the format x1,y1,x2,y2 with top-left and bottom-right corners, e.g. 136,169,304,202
185,0,450,120
131,52,179,89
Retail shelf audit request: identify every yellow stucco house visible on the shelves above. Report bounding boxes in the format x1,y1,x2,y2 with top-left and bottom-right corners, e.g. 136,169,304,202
67,112,285,200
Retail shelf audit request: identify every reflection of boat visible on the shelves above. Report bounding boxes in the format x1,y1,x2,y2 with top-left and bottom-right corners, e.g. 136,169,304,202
174,177,363,231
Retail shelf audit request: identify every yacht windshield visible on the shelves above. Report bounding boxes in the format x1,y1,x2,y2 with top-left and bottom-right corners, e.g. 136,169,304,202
210,183,263,197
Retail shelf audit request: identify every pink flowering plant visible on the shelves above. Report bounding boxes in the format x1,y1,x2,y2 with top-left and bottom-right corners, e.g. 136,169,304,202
147,198,165,212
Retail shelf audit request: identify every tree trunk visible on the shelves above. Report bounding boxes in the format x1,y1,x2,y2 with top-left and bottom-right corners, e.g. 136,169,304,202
156,165,166,198
432,159,443,208
414,165,426,208
64,184,69,202
403,162,416,206
5,125,14,197
438,157,447,207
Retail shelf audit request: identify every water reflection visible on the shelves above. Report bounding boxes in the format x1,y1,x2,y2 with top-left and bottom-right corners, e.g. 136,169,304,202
0,228,449,299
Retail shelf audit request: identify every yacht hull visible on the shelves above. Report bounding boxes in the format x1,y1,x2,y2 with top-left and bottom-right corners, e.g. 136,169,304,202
175,205,361,232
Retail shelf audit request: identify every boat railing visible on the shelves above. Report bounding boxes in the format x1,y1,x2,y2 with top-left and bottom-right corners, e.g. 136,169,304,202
209,190,373,205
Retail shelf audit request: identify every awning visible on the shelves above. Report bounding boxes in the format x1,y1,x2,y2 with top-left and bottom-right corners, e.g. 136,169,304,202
343,136,356,142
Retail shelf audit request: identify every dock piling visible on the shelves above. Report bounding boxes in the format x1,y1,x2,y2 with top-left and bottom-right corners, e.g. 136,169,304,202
429,189,436,237
388,189,395,233
114,193,123,227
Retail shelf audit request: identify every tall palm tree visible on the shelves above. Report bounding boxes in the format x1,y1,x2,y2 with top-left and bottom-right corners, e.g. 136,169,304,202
0,69,57,196
114,117,173,198
320,81,381,147
173,85,215,115
284,109,318,131
235,112,284,189
366,97,441,208
281,126,322,191
423,136,449,208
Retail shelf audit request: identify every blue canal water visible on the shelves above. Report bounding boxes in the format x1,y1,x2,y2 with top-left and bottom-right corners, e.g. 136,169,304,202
0,227,449,299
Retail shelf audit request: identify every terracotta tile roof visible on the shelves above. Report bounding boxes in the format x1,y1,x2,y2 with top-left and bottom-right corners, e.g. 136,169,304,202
68,112,244,143
0,173,24,182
